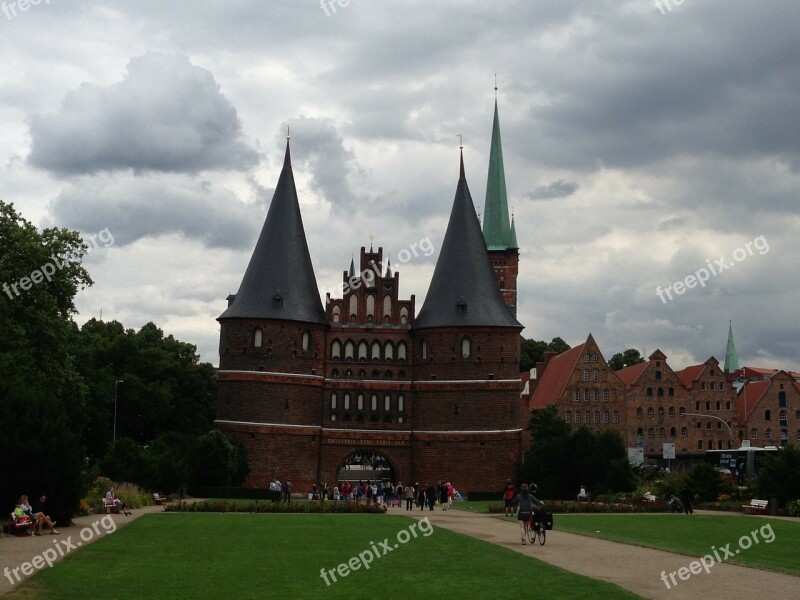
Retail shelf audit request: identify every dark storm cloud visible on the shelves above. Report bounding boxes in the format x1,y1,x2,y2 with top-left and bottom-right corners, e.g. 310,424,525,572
48,175,261,249
284,116,364,208
28,53,259,175
526,179,579,200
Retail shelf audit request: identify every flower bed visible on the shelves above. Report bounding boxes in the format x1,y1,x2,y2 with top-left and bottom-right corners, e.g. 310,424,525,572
487,500,669,514
165,500,387,514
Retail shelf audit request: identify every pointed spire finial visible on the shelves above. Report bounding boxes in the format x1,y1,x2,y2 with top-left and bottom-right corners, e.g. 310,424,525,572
283,123,292,167
494,73,498,98
458,134,465,179
369,234,375,252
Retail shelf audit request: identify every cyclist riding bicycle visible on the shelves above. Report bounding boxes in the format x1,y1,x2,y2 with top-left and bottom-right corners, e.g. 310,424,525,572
514,483,544,545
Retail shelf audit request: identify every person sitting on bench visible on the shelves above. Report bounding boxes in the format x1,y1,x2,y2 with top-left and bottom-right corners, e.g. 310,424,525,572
30,494,59,535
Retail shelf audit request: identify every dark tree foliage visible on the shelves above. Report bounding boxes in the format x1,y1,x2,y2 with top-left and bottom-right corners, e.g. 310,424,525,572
1,201,246,519
520,337,572,372
70,319,218,459
755,445,800,507
607,349,645,371
518,406,635,499
0,201,92,522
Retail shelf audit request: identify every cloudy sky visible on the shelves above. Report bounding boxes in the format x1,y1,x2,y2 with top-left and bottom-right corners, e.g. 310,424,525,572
2,0,798,370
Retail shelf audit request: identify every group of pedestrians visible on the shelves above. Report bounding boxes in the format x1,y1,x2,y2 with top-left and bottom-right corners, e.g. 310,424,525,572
268,479,292,503
411,482,456,511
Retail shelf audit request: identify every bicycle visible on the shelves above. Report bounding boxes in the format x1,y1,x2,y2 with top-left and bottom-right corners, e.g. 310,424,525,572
527,510,546,545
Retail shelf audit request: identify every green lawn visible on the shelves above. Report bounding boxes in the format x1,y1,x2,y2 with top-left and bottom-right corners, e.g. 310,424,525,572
8,514,641,599
452,500,500,513
555,514,800,575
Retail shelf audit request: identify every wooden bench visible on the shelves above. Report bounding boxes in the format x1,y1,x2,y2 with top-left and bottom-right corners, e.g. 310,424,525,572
102,497,118,514
7,513,32,536
742,499,769,514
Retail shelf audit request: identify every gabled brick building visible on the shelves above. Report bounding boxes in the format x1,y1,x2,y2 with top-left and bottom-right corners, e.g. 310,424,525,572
216,103,525,493
528,334,628,439
736,371,800,446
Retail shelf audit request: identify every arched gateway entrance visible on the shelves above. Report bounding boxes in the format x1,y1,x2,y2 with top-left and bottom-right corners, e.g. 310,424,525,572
337,450,395,484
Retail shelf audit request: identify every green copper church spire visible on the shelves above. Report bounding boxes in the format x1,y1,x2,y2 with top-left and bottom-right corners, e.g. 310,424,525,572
482,97,515,250
724,320,739,373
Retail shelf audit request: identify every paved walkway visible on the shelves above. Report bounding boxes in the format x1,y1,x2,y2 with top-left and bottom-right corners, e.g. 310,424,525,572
0,506,164,596
390,507,799,599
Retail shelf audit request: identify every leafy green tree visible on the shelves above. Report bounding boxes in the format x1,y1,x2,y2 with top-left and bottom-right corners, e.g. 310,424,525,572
685,462,723,502
519,406,634,499
520,337,572,371
608,349,645,371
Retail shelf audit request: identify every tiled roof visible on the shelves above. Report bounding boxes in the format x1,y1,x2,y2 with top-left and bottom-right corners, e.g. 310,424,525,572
675,364,705,388
735,381,770,424
615,361,649,387
529,343,586,410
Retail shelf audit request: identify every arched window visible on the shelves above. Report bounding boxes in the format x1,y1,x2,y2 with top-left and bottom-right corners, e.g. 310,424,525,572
670,427,676,436
330,394,337,409
331,368,340,378
421,338,427,359
384,395,391,411
698,440,704,450
344,340,355,360
384,370,392,379
647,387,653,396
613,411,619,423
565,411,572,423
397,341,407,362
366,295,375,321
668,387,674,397
602,388,609,402
647,407,654,418
681,427,687,437
636,407,643,418
398,395,404,412
358,340,368,361
383,295,392,320
657,387,664,397
765,410,771,421
584,411,590,423
603,411,609,423
357,394,364,410
779,391,787,407
349,295,358,321
254,328,263,348
594,411,600,423
765,428,773,440
668,407,675,416
648,427,654,438
302,331,310,351
371,394,378,411
364,269,375,287
384,341,394,361
332,305,340,323
658,407,665,418
659,427,665,438
460,337,471,358
400,307,409,324
593,388,599,402
344,394,350,410
331,340,341,359
574,389,580,402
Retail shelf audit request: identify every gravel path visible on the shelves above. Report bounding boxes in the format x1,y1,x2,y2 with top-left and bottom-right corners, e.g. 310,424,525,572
400,507,799,599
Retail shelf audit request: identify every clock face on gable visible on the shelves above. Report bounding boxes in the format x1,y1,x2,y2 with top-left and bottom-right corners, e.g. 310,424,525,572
384,281,392,290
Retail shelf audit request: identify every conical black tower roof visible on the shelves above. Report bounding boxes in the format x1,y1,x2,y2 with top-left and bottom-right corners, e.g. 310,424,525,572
219,140,327,324
413,151,522,330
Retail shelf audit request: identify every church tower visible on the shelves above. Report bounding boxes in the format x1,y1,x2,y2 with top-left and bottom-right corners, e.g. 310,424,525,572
482,96,519,316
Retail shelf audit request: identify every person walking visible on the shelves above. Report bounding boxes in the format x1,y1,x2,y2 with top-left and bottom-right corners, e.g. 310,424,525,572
405,483,416,511
680,485,694,515
503,479,516,517
425,482,436,511
514,484,543,545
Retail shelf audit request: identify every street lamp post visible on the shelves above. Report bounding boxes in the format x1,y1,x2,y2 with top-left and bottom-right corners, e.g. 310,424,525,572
113,379,124,444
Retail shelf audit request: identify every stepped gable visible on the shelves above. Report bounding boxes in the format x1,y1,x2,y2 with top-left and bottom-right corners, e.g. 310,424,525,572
219,139,327,324
413,150,521,330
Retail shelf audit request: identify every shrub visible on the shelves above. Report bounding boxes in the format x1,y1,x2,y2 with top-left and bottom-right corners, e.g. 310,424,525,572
83,476,155,512
788,499,800,517
166,500,387,514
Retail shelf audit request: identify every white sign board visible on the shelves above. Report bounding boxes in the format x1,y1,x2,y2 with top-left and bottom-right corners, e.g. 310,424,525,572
628,447,644,466
741,440,751,449
663,443,676,459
